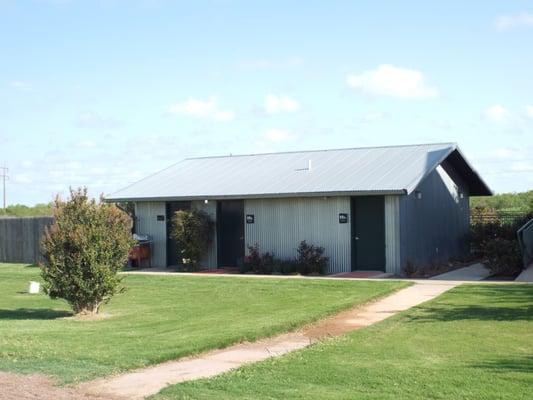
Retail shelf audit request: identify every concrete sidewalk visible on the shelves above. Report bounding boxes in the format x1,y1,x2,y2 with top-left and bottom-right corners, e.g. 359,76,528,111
123,262,493,283
81,279,465,399
516,264,533,282
429,263,490,281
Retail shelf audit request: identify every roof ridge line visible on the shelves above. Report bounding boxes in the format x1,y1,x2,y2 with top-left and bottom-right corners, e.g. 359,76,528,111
184,142,457,161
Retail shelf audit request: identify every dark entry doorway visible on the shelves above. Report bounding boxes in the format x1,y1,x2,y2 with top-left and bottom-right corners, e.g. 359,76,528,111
217,200,244,267
351,196,385,271
166,201,191,266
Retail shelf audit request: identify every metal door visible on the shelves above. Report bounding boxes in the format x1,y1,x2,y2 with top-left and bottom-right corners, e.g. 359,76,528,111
351,196,385,271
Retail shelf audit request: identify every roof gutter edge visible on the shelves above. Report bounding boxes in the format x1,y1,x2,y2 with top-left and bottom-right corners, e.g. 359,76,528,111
104,190,407,203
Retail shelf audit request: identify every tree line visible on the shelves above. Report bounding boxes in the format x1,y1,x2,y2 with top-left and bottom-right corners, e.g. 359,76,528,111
470,190,533,213
1,190,532,218
0,203,53,217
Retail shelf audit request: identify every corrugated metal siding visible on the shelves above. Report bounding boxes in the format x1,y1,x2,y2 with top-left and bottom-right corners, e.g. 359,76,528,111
399,163,470,271
192,200,218,269
384,196,401,275
134,201,166,267
108,143,467,201
244,197,351,274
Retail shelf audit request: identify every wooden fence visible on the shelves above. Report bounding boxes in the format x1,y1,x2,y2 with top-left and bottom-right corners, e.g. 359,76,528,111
0,217,54,264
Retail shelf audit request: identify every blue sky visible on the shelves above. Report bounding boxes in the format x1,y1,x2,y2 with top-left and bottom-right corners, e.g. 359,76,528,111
1,0,532,205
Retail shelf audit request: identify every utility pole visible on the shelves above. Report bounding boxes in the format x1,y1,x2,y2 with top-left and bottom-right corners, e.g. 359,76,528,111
0,164,8,211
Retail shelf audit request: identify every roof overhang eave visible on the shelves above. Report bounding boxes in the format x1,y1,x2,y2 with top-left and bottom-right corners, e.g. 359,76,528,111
104,189,408,203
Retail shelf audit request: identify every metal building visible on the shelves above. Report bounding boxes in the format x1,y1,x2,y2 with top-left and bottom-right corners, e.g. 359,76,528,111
106,143,492,275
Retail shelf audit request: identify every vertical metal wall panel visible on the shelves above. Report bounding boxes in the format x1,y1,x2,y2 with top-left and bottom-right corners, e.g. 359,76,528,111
399,162,470,272
192,200,218,269
134,201,167,267
384,196,401,275
244,197,351,274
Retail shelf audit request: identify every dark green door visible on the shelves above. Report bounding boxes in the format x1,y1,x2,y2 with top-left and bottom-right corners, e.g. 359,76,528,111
217,200,245,267
166,201,191,266
351,196,385,271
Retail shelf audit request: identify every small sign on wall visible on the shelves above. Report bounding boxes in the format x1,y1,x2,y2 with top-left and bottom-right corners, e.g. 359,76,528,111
246,214,255,224
338,213,348,224
157,215,165,221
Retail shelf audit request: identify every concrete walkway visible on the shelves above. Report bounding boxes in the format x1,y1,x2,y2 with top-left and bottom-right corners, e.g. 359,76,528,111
81,279,470,399
429,263,490,281
122,263,491,283
516,264,533,282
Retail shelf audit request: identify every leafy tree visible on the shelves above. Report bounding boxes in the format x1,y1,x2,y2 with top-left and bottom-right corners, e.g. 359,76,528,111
40,188,134,315
0,203,53,217
470,190,533,213
171,210,214,271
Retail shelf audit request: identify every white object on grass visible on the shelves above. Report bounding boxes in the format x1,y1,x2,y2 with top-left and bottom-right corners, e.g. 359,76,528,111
28,281,40,294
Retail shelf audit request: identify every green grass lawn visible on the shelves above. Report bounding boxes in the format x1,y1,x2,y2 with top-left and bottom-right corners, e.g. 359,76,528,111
0,263,406,383
155,284,533,400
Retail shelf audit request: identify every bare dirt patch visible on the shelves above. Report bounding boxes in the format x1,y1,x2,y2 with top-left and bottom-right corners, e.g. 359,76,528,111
68,312,114,321
0,372,123,400
301,305,369,340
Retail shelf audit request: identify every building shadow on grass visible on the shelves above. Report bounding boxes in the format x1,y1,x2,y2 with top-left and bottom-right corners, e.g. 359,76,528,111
406,304,532,323
471,356,533,374
0,308,71,320
406,285,533,323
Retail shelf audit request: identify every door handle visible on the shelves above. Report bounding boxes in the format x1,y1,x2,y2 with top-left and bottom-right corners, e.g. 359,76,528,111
355,236,360,240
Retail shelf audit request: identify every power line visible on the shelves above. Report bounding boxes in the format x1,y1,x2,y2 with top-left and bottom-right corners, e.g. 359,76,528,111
0,164,8,210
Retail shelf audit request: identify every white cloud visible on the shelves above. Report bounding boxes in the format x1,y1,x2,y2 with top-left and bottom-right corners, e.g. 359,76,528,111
236,57,303,70
525,105,533,118
75,139,97,148
484,105,510,122
76,112,121,129
359,111,388,123
9,80,31,91
346,64,439,99
491,147,518,160
167,96,234,122
508,161,533,173
263,129,296,142
264,94,301,114
13,173,32,184
495,12,533,30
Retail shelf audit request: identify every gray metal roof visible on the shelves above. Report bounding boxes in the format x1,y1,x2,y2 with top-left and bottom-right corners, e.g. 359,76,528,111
106,143,492,201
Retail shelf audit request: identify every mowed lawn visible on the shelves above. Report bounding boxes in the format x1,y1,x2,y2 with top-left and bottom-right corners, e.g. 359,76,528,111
155,284,533,400
0,263,407,383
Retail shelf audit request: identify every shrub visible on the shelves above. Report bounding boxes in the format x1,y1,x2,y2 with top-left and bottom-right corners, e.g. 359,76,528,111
469,211,532,276
243,243,275,274
484,238,523,276
470,221,519,256
279,259,299,274
402,261,418,278
296,240,328,275
40,188,135,315
242,242,327,275
171,210,214,271
242,243,261,273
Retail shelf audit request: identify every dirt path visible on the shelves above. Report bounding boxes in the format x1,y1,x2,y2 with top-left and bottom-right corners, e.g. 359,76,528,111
2,264,492,400
81,280,460,399
0,372,121,400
